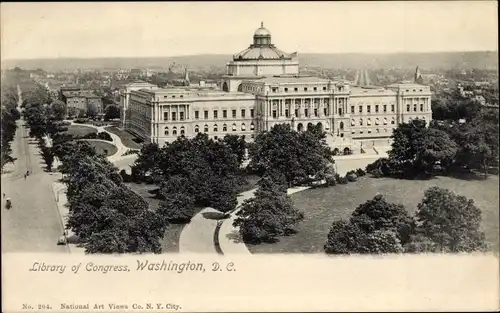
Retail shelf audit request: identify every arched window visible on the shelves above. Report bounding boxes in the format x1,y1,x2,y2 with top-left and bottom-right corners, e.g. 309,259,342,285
172,127,177,136
351,119,355,126
367,118,372,126
204,124,209,133
383,118,388,125
359,118,363,126
250,122,255,130
375,118,379,125
223,124,227,132
194,125,199,133
339,122,344,130
232,123,237,131
222,82,229,92
214,124,218,132
180,126,185,136
164,127,169,136
241,123,246,131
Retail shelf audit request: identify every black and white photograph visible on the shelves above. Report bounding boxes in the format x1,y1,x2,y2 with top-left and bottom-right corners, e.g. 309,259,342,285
1,1,498,312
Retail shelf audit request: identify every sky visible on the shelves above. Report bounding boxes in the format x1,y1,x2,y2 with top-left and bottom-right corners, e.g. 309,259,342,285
1,1,498,60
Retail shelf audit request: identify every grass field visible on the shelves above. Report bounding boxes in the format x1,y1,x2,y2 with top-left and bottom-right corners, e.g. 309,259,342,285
66,125,97,137
247,175,500,254
104,126,143,149
125,182,184,253
82,140,118,157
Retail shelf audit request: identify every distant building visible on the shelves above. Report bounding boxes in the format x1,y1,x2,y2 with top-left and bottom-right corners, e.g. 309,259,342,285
123,23,432,151
119,80,157,128
60,87,104,115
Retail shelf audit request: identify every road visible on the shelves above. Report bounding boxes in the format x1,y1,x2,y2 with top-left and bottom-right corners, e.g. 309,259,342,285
1,86,68,253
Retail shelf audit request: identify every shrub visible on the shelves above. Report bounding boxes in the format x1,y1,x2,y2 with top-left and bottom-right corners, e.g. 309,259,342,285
338,176,348,184
324,174,336,187
119,169,130,182
122,149,139,156
346,172,358,182
355,168,366,176
97,132,113,142
334,173,342,183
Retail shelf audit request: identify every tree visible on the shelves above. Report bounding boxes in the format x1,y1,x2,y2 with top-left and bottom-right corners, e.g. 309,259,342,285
324,221,404,254
248,124,333,185
104,105,120,121
324,194,414,254
157,192,196,224
221,134,246,166
50,100,67,121
414,187,486,253
234,176,304,243
87,103,99,119
67,107,80,118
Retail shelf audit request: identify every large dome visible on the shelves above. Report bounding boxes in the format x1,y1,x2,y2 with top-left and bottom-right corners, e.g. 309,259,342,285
254,26,271,37
233,23,294,61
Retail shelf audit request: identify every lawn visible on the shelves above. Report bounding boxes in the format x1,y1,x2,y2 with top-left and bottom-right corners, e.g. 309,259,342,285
66,125,97,137
81,140,118,157
104,126,143,149
247,175,500,254
125,182,184,253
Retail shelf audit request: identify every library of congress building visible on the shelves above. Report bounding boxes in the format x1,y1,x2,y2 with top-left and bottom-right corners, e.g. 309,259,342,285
121,23,432,152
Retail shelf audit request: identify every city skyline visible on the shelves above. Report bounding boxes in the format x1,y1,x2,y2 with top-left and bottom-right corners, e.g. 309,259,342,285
1,1,498,61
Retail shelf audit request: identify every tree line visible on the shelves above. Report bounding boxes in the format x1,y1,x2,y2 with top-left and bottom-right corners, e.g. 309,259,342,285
1,82,21,170
324,187,486,254
368,105,499,179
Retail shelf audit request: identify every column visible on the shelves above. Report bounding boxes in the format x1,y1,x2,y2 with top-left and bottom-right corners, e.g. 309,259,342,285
291,99,296,117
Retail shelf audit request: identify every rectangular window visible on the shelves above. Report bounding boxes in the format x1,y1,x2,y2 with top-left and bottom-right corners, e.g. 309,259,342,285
172,112,177,121
375,105,379,113
406,105,410,112
367,105,371,113
213,110,218,119
323,87,327,91
351,106,355,114
203,110,208,119
241,109,246,118
272,88,277,92
250,109,254,117
359,106,363,113
272,110,277,118
383,105,387,112
313,87,317,91
180,112,185,121
295,109,299,117
324,108,327,116
314,108,318,117
294,88,298,92
163,112,169,120
304,87,308,91
391,105,395,112
232,110,237,118
413,104,417,112
285,109,289,118
420,104,423,112
304,108,309,117
223,110,227,118
284,88,288,92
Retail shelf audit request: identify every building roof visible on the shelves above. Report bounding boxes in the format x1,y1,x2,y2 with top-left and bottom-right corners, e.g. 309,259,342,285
246,75,332,85
254,22,271,37
234,46,293,60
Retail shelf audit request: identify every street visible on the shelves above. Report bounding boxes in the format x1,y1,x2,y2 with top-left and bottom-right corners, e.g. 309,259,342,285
1,89,68,253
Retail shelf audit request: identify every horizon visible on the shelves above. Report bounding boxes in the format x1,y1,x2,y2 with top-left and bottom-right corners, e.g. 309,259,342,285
4,50,499,62
1,2,498,60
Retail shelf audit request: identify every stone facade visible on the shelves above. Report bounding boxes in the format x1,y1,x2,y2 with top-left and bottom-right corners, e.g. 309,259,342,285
123,24,432,150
